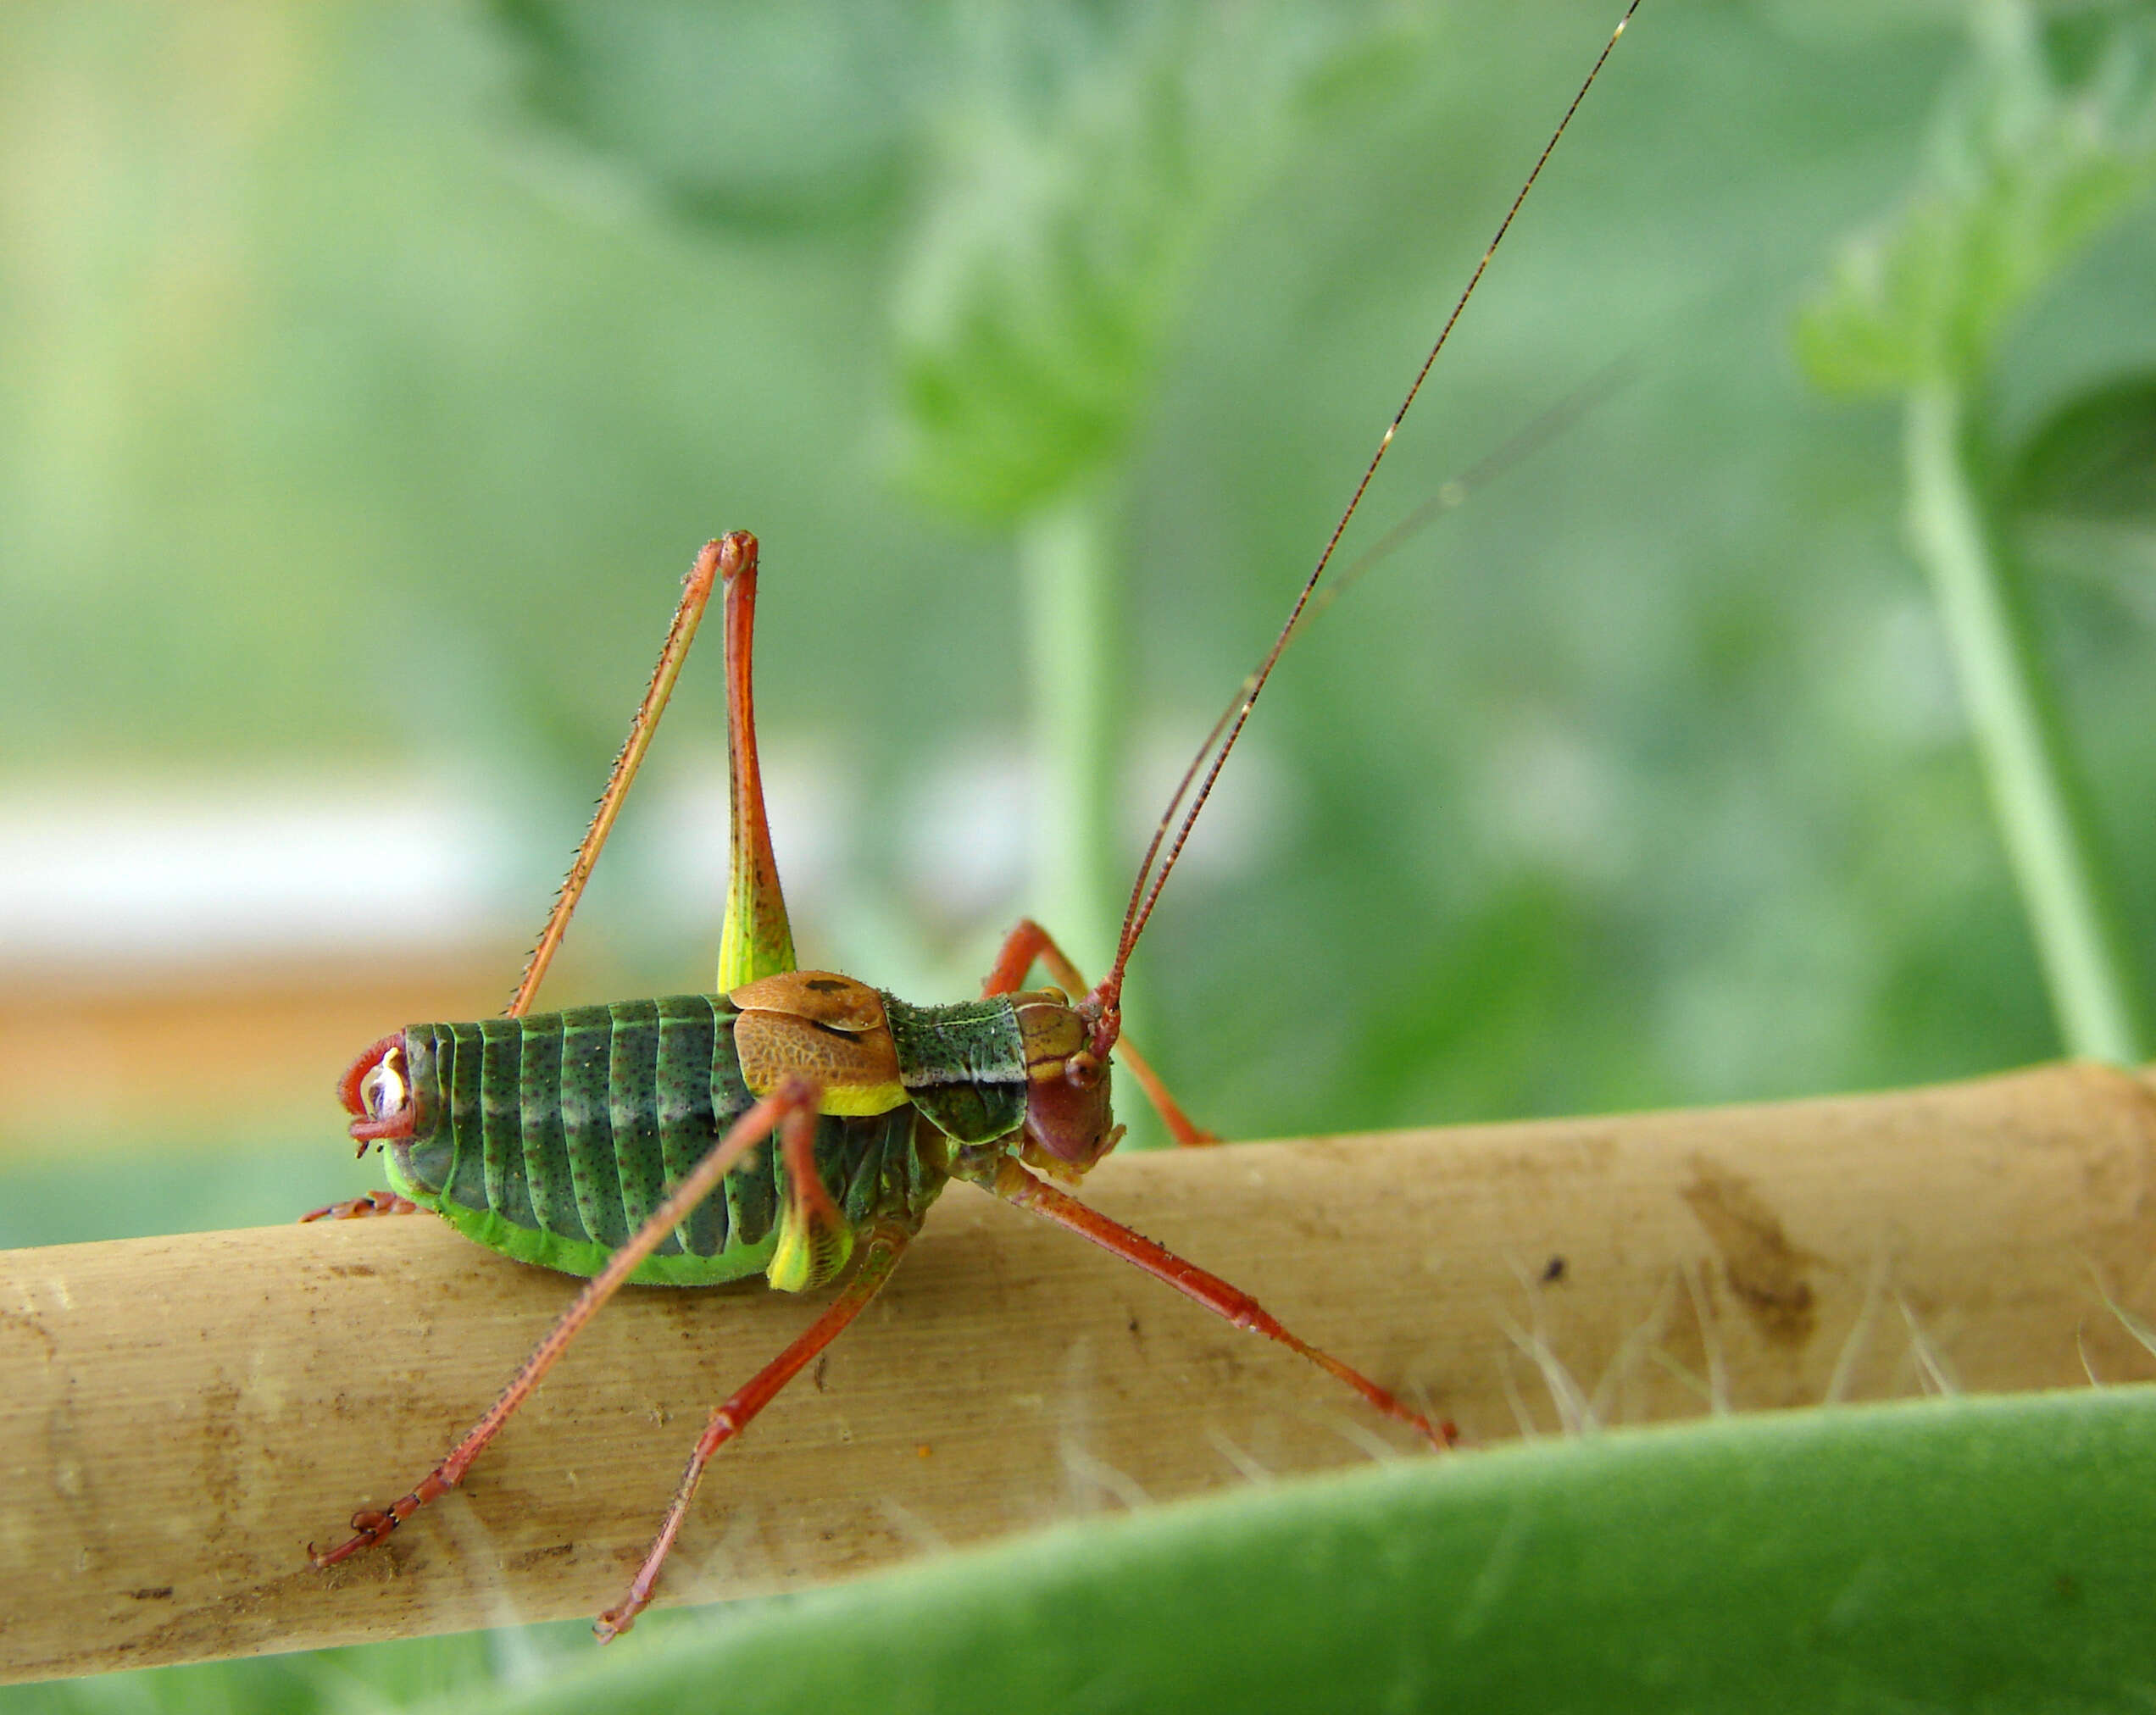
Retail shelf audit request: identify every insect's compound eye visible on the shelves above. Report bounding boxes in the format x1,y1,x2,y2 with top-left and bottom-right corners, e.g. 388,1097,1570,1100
1021,1050,1115,1173
358,1051,408,1121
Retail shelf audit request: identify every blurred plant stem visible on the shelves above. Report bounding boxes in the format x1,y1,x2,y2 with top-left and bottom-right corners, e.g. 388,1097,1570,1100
1903,380,2145,1063
1020,487,1151,1135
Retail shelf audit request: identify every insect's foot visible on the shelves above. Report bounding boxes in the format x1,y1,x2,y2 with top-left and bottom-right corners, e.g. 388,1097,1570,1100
309,1473,452,1566
299,1191,420,1223
593,1599,643,1644
308,1509,397,1568
1425,1416,1462,1452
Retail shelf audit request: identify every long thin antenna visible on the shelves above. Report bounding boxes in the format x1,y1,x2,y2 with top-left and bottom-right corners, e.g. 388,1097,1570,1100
1095,0,1643,1017
1294,354,1636,642
1134,358,1635,919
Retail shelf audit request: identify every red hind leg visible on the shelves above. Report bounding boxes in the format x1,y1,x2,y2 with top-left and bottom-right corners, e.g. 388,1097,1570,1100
507,535,743,1018
714,524,797,991
595,1222,914,1641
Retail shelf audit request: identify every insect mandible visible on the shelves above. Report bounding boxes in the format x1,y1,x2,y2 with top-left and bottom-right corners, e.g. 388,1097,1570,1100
306,1,1643,1640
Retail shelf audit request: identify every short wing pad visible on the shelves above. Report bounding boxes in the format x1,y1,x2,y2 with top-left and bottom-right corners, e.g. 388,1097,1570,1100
731,973,908,1116
731,970,887,1032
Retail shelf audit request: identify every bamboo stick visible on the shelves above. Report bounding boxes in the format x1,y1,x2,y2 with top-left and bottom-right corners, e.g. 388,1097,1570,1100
7,1062,2156,1683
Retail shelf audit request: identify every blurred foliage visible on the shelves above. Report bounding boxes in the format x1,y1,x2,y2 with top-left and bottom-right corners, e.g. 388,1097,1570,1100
5,0,2156,1176
883,4,1432,521
7,0,2156,1699
489,0,933,232
439,1389,2156,1713
2,1630,530,1715
1798,0,2156,547
2015,369,2156,519
1799,1,2156,394
1798,0,2156,1063
492,0,1437,519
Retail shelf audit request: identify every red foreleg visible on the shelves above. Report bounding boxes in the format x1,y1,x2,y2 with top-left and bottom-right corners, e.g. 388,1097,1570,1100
982,917,1219,1147
310,1074,824,1569
986,1157,1455,1450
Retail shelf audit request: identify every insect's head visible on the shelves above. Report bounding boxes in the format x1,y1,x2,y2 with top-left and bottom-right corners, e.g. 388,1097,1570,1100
1012,989,1122,1177
338,1032,416,1155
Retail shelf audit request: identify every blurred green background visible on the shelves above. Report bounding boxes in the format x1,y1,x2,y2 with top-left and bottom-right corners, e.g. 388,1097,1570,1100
4,0,2155,1701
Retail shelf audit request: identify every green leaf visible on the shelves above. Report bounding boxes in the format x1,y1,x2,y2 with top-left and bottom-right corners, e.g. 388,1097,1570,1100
450,1388,2156,1715
2013,371,2156,522
482,0,1435,523
885,3,1433,524
487,0,943,230
1797,1,2156,397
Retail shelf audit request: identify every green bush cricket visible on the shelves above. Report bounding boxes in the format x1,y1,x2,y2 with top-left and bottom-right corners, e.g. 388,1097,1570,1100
308,2,1642,1640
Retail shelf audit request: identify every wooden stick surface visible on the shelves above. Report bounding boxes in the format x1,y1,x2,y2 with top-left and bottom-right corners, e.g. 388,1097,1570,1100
8,1062,2156,1682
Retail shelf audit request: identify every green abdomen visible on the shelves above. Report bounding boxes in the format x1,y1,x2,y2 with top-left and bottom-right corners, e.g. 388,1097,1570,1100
385,995,932,1286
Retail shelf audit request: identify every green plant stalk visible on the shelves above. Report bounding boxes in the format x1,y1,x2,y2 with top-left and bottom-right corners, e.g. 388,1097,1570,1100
1903,379,2148,1064
1020,487,1120,979
1019,489,1149,1125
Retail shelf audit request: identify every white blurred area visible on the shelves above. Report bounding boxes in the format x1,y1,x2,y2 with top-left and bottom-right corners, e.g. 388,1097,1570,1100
0,730,1284,984
0,779,530,1149
640,730,1287,996
0,784,520,978
637,743,851,941
0,735,1283,1150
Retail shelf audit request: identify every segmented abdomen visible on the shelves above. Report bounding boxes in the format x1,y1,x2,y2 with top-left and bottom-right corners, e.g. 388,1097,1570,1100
384,995,929,1286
